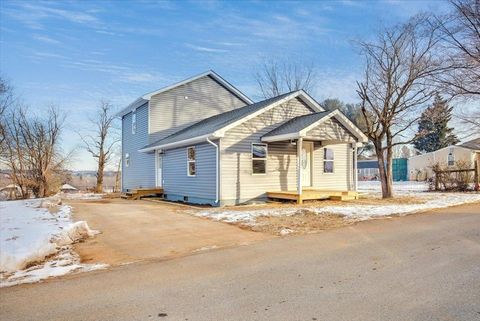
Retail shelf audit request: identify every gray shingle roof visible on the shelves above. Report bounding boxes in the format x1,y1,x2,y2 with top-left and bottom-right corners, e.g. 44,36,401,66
459,137,480,150
141,91,296,150
262,110,333,138
127,97,148,112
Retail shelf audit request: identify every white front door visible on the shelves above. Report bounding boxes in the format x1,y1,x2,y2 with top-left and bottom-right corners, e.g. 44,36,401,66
302,142,313,187
156,151,163,187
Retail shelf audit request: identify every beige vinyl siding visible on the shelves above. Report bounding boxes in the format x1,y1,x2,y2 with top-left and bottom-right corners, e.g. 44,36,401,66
408,146,475,180
220,97,313,203
306,118,357,143
312,143,353,190
148,75,247,143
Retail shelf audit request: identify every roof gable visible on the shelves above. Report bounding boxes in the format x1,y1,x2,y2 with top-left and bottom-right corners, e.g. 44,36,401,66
116,70,253,117
459,137,480,150
262,109,368,143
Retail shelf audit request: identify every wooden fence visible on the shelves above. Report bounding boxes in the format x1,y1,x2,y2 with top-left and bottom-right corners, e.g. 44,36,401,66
433,163,479,191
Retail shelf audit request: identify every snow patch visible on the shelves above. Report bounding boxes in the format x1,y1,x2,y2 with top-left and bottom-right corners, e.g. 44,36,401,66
191,182,480,226
312,193,480,220
56,192,104,200
0,198,104,287
358,181,429,194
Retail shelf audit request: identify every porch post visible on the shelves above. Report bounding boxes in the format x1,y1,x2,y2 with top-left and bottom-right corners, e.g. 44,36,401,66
353,144,358,192
297,138,303,204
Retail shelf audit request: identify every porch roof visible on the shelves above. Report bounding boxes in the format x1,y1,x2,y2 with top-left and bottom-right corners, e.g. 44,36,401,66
261,109,368,143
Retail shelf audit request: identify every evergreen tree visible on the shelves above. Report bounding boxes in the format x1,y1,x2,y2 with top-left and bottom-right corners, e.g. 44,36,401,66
414,95,459,153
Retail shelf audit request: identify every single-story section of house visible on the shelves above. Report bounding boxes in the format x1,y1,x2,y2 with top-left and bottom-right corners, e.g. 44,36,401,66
408,138,480,181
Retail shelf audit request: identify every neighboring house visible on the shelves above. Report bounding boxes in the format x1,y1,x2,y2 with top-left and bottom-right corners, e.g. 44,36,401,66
357,158,408,181
408,138,480,181
119,70,368,206
60,184,78,193
0,184,22,200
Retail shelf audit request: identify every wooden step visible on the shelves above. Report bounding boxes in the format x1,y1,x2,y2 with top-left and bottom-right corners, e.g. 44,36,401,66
121,188,164,200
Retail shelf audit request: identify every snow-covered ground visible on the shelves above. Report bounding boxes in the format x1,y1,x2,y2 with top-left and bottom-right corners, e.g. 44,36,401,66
358,180,430,194
192,181,480,225
56,192,104,200
0,198,106,287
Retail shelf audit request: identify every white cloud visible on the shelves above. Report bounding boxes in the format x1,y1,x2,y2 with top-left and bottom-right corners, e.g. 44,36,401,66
185,43,229,53
4,2,101,30
32,35,61,44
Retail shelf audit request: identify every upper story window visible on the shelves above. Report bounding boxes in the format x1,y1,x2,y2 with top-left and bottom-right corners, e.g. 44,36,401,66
125,153,130,167
447,148,455,166
252,143,267,174
187,147,196,176
324,148,334,173
131,111,136,134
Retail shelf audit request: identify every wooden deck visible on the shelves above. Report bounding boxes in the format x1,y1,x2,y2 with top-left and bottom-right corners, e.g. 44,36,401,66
121,188,164,200
267,188,358,204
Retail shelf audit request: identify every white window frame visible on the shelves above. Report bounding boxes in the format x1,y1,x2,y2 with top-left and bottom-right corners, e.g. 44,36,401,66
131,111,136,134
125,153,130,167
187,146,196,177
323,148,334,173
251,143,268,175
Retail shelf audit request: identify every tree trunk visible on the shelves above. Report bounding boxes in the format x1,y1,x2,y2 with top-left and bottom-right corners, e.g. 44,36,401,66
384,145,394,198
114,156,121,193
375,142,393,199
96,151,104,193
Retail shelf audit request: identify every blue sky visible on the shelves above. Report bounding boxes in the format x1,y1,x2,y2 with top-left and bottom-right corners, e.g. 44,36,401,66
0,0,449,170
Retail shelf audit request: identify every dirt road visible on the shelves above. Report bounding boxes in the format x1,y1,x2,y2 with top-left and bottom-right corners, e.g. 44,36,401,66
68,198,271,265
1,202,479,321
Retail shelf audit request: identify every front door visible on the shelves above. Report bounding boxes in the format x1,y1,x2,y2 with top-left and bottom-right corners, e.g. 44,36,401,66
156,151,163,187
302,142,313,187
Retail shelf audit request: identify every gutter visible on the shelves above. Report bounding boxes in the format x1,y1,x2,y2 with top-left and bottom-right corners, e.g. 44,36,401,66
138,133,222,153
206,137,220,204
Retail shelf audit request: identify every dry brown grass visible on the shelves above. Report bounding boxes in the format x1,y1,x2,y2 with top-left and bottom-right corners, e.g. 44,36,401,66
219,195,428,236
243,210,354,236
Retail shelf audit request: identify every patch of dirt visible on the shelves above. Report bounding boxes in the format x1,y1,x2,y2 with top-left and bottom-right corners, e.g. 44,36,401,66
244,210,355,236
212,196,426,214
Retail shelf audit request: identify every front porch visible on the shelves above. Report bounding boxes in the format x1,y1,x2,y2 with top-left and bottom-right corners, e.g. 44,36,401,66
267,188,359,204
261,109,368,204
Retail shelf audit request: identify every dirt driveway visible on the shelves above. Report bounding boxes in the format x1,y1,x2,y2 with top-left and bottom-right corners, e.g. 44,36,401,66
67,198,272,266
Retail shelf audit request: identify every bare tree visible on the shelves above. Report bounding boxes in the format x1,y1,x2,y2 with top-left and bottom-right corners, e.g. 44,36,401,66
455,108,480,137
0,77,15,157
254,59,317,98
79,100,119,193
356,15,445,198
2,106,68,198
432,0,480,97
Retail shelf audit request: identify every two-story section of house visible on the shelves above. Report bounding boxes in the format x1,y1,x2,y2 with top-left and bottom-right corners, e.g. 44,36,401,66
118,70,252,193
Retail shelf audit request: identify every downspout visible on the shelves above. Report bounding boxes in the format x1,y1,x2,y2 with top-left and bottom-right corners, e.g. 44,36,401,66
206,137,219,205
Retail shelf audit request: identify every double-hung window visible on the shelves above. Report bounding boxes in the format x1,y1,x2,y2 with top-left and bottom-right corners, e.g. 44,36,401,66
252,143,267,174
131,111,136,134
187,147,196,176
447,148,455,166
323,148,334,173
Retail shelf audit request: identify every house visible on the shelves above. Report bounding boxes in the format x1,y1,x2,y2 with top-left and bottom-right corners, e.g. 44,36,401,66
118,70,368,206
60,184,78,193
357,158,408,181
0,184,22,200
408,138,480,181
